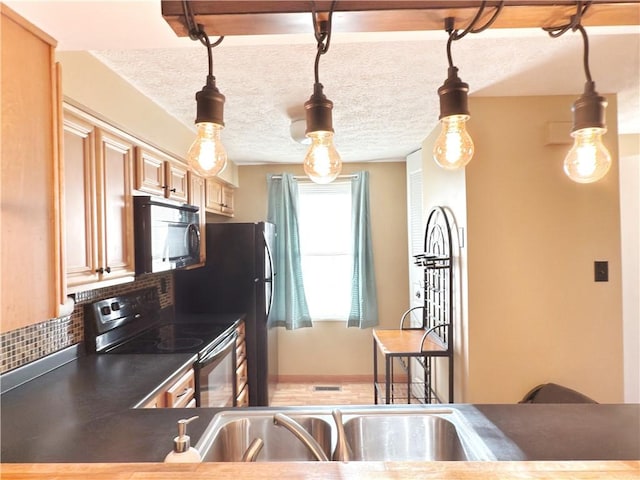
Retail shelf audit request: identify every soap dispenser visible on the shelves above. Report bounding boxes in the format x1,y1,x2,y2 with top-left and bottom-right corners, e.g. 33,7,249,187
164,416,202,463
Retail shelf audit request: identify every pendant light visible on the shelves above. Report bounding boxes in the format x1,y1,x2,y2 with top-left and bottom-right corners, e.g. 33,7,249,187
433,5,503,170
183,1,227,178
303,1,341,184
545,2,611,184
433,31,474,170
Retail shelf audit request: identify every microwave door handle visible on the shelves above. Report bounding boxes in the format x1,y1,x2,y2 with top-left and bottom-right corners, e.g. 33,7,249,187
185,223,200,257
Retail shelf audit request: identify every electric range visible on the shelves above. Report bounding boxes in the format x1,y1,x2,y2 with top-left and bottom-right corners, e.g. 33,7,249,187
84,287,239,407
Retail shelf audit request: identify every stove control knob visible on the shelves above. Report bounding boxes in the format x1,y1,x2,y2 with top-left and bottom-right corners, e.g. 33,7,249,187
100,306,111,315
111,302,120,311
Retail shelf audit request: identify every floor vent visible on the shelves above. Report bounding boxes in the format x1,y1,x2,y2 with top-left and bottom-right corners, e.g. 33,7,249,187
313,385,342,392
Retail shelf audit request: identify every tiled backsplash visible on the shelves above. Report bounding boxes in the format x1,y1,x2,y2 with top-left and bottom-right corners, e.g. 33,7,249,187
0,272,174,374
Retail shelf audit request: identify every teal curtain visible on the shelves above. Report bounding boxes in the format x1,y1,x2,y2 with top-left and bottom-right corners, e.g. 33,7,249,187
348,171,379,328
267,173,312,330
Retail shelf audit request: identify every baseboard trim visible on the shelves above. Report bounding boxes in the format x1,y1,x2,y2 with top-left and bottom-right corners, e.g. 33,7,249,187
277,374,374,384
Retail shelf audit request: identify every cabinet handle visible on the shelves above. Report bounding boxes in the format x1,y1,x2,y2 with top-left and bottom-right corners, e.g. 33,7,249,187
163,185,177,193
176,387,191,398
96,267,111,274
105,266,111,274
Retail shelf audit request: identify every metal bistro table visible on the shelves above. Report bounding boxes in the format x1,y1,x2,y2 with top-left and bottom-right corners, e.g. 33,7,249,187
373,326,452,404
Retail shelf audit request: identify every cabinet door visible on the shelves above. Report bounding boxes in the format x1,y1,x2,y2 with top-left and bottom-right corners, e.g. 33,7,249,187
166,161,189,202
221,184,235,216
135,146,166,197
205,177,234,216
96,129,135,281
1,6,61,331
63,113,100,287
188,172,206,265
205,177,223,214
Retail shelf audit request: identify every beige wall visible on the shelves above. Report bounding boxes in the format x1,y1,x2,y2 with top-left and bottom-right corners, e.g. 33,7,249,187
619,133,640,403
56,51,238,185
232,162,409,378
421,94,623,403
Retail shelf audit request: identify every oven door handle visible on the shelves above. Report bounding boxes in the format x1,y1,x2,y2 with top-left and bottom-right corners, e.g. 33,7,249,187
200,331,237,366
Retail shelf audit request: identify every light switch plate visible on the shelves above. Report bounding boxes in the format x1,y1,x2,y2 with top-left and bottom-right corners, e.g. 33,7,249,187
594,261,608,282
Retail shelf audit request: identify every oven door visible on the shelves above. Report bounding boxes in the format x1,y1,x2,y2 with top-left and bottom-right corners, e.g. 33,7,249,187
196,331,237,408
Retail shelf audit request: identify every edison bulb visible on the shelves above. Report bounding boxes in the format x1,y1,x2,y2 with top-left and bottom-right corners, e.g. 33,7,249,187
433,114,474,170
563,127,611,183
303,131,342,184
187,122,227,177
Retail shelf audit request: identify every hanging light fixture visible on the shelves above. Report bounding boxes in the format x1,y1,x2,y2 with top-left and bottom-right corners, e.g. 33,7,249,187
545,2,611,184
433,27,474,171
303,0,341,184
433,4,503,170
183,1,227,178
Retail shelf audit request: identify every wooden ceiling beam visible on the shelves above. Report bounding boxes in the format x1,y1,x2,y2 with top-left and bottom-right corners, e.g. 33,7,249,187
161,1,640,38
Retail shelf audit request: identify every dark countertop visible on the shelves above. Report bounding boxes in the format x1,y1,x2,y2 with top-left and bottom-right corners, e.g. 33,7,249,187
460,403,640,461
0,352,219,462
1,343,638,463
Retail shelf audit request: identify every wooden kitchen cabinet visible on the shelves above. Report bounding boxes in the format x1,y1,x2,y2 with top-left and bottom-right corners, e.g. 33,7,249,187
1,5,65,331
235,321,249,407
135,146,188,202
165,368,196,408
97,128,136,282
62,104,136,292
188,172,207,266
165,160,189,202
205,177,235,217
141,366,196,409
63,112,100,287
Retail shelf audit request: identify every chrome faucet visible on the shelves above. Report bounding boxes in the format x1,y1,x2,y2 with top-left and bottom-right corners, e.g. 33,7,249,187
331,409,351,462
241,437,264,462
273,413,329,461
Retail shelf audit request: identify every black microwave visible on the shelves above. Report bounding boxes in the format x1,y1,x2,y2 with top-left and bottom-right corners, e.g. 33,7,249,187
133,196,201,275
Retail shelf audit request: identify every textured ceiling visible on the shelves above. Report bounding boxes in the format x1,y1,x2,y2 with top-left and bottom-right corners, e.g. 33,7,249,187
7,1,640,165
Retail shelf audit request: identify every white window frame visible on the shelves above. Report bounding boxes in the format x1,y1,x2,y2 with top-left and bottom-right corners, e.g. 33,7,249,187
297,181,353,321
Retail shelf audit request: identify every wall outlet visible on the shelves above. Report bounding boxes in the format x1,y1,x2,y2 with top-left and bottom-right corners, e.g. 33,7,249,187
594,261,609,282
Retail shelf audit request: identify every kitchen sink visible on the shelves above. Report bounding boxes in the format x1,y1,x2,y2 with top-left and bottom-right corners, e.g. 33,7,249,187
195,406,495,462
343,413,477,461
197,411,332,462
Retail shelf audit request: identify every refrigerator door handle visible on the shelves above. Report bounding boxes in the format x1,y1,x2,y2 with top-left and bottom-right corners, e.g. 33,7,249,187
263,230,275,320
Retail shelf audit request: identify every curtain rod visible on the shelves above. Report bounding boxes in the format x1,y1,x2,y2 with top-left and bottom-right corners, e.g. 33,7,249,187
270,174,358,180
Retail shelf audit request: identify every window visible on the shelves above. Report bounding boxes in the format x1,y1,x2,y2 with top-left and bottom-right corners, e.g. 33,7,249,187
297,181,352,320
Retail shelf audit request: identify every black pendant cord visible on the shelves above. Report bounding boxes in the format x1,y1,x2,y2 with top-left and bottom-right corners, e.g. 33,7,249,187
543,1,591,38
182,0,224,79
311,0,338,85
445,1,504,68
543,2,593,84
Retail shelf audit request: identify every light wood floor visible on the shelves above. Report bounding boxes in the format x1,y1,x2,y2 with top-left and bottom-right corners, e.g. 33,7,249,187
271,382,375,406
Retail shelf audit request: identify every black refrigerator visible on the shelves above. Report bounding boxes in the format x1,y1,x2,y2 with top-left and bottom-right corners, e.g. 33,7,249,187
174,222,277,406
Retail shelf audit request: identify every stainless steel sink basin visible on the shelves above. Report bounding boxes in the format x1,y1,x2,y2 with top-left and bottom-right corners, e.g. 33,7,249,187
343,413,474,461
195,406,495,462
197,411,332,462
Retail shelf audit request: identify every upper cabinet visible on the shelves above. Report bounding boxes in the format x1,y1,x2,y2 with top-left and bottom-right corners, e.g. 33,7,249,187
63,105,136,292
135,146,188,202
63,112,99,287
96,129,136,282
205,177,235,217
1,5,64,332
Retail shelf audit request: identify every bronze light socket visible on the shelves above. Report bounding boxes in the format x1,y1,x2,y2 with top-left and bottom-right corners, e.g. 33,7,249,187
305,83,334,134
572,81,607,132
195,74,225,126
438,66,470,119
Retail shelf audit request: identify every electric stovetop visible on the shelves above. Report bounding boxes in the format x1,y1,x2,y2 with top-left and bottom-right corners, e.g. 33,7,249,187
84,287,237,355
